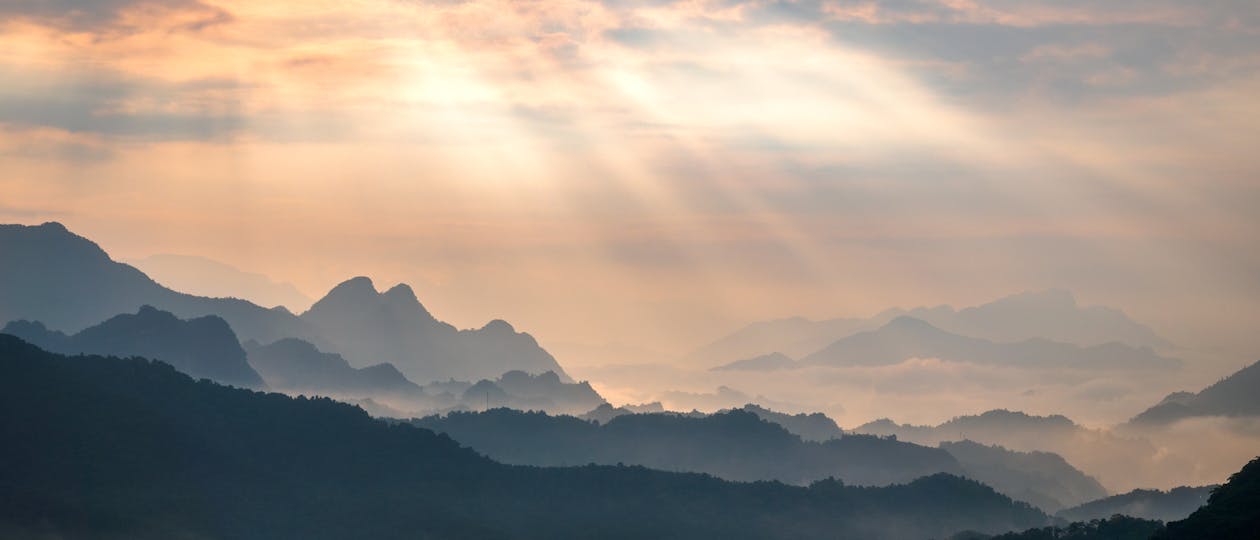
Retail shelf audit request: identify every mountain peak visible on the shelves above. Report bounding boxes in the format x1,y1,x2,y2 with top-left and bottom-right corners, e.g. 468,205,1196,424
883,316,939,332
384,283,418,303
331,276,377,295
481,319,516,334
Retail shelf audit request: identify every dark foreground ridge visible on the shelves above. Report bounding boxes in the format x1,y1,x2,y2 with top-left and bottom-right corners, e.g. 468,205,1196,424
0,334,1047,540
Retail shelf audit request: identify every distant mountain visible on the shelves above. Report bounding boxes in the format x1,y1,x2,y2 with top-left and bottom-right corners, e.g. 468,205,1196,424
245,338,421,397
854,410,1167,494
129,253,313,311
690,316,881,366
0,335,1050,540
802,317,1179,370
941,440,1108,512
492,370,605,414
712,351,798,372
2,306,264,388
0,222,323,346
416,408,969,487
1057,485,1215,523
1160,457,1260,540
299,276,568,383
578,403,843,443
731,404,844,442
1129,360,1260,426
690,289,1168,367
0,222,572,386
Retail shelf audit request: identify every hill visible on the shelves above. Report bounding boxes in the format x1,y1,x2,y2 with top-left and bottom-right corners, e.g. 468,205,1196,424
1129,360,1260,426
1057,486,1215,523
0,334,1049,539
2,306,264,388
414,408,962,486
854,410,1165,493
942,440,1108,512
245,338,421,397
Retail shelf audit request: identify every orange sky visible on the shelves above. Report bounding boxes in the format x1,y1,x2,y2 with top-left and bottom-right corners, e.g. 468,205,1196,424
2,0,1259,363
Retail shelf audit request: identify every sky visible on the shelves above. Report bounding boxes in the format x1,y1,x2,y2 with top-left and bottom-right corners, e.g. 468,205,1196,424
2,0,1259,365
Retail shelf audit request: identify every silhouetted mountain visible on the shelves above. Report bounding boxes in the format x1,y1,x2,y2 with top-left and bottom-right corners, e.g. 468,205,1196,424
579,402,667,424
854,410,1166,494
0,223,573,387
579,402,844,443
0,222,323,346
1129,360,1260,426
690,290,1167,367
1057,485,1215,523
493,370,605,414
1159,456,1260,539
942,440,1108,512
0,335,1049,539
129,253,313,311
802,317,1178,370
2,306,264,388
971,515,1166,540
732,404,844,442
415,408,967,486
712,351,799,372
245,338,421,397
300,276,569,383
986,456,1260,539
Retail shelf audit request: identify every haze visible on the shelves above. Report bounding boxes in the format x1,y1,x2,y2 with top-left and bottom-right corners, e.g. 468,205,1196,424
4,0,1259,362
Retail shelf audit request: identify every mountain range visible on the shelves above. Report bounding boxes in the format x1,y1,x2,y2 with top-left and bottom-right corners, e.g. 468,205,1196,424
415,407,1105,511
713,316,1179,372
941,440,1108,512
2,305,265,389
854,409,1168,493
692,289,1169,366
1056,485,1216,523
0,334,1051,540
1128,360,1260,426
0,222,568,383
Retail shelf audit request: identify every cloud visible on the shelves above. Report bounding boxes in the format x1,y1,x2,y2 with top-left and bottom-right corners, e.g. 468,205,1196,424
0,0,232,33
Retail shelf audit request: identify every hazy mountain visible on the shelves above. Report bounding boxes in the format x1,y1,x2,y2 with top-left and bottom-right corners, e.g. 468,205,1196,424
802,317,1179,370
732,404,844,442
941,440,1108,512
1057,486,1216,523
0,222,324,346
712,351,798,372
245,338,421,397
2,306,264,388
579,402,668,424
854,410,1168,494
579,402,843,442
690,316,882,366
0,223,572,386
491,370,605,415
690,290,1168,367
129,253,313,311
299,276,568,383
902,289,1169,351
1129,360,1260,426
0,335,1050,540
416,408,967,487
